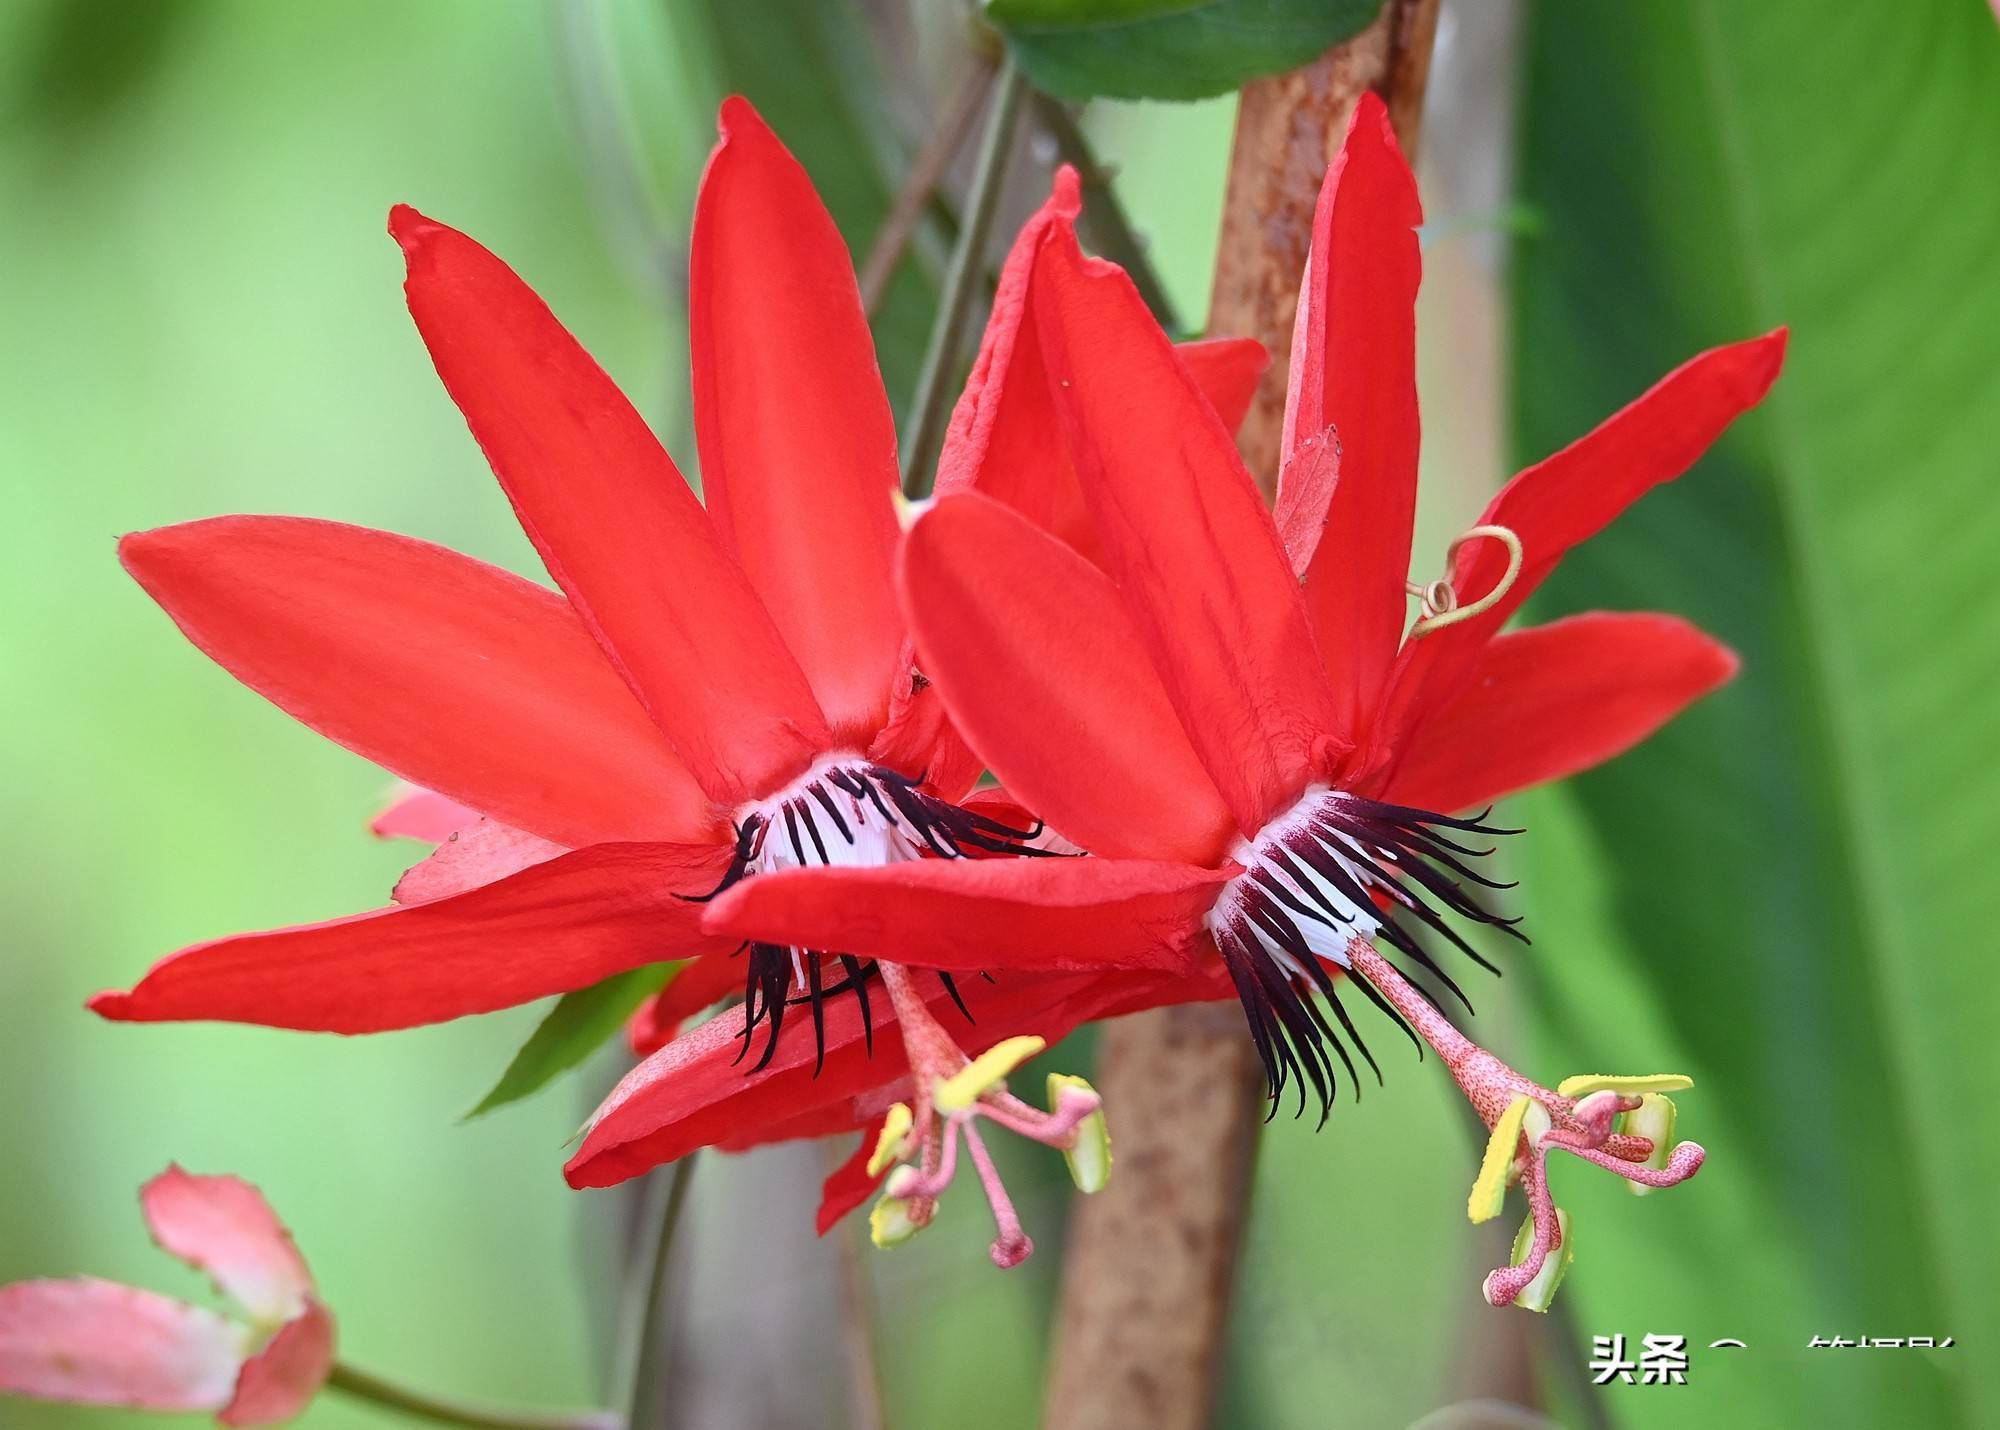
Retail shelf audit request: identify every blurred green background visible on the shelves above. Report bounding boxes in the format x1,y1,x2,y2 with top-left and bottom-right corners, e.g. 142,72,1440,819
2,2,1995,1428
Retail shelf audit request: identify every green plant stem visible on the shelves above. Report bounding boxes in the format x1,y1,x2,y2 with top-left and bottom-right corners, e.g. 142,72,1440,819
1030,94,1179,331
859,53,996,316
618,1153,699,1430
898,56,1030,498
326,1362,621,1430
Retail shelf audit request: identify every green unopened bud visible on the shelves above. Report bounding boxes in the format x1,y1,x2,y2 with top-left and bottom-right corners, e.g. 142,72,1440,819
1622,1093,1678,1197
1048,1072,1111,1193
1507,1207,1573,1313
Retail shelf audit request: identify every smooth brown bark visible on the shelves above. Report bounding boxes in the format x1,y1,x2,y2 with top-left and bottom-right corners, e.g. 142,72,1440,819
1041,6,1442,1429
1206,0,1440,502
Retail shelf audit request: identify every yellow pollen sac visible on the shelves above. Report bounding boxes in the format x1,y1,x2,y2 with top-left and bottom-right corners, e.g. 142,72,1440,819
934,1036,1047,1115
1622,1093,1679,1198
1555,1072,1693,1098
1506,1207,1575,1313
868,1166,925,1249
1469,1095,1537,1223
867,1102,915,1177
1048,1073,1112,1194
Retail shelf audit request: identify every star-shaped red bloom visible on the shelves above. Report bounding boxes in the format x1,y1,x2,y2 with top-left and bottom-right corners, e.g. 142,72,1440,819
695,94,1785,1303
94,97,1264,1114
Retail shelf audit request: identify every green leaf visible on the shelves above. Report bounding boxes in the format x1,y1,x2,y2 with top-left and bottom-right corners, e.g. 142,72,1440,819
463,963,680,1121
1512,2,2000,1424
987,0,1379,102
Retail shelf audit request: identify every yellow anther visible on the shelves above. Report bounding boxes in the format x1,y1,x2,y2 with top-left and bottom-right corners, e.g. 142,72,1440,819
866,1102,915,1177
1555,1072,1693,1098
868,1166,925,1249
1048,1073,1112,1194
1621,1093,1679,1198
1506,1207,1574,1313
1469,1095,1535,1224
934,1035,1046,1115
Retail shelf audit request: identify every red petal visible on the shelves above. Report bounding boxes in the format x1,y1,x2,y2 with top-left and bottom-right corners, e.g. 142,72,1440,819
718,1088,912,1151
123,518,714,850
0,1279,243,1412
90,842,734,1034
934,169,1093,552
1272,428,1340,579
689,99,903,740
392,205,830,803
219,1300,333,1428
816,1116,888,1235
627,952,743,1057
864,646,984,804
567,961,1233,1187
370,784,476,843
1280,92,1424,738
933,169,1262,566
1177,335,1269,435
392,819,567,904
1031,231,1342,833
572,989,897,1189
1375,330,1787,756
140,1169,313,1324
1382,613,1739,814
900,494,1235,864
700,856,1230,974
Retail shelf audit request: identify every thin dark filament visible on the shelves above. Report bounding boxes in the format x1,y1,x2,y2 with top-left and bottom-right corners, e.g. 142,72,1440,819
797,800,832,865
838,955,874,1055
1240,892,1355,1123
808,783,852,842
712,766,1039,1072
1217,792,1525,1121
936,971,975,1025
806,952,827,1076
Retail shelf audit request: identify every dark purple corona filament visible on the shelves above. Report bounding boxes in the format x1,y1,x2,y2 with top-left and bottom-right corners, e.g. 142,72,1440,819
1206,789,1524,1121
684,758,1045,1071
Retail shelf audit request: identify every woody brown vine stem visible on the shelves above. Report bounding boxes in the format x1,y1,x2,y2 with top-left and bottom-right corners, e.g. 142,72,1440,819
1040,5,1442,1429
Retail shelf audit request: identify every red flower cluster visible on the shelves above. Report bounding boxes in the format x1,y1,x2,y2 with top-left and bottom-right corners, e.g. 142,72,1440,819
90,95,1781,1302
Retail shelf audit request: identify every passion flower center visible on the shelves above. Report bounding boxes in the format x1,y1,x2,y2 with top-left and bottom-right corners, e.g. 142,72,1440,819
688,757,1042,1071
1204,788,1523,1121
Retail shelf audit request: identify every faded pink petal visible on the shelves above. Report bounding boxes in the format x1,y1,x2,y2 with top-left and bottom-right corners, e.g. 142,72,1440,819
392,818,569,904
220,1300,335,1427
0,1278,245,1412
371,783,477,842
142,1168,313,1325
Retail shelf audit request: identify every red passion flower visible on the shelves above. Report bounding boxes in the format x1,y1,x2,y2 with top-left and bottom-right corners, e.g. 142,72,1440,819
92,100,1264,1260
702,94,1787,1306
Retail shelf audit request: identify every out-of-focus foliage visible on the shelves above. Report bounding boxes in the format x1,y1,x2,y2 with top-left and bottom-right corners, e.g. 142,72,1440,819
4,0,1995,1426
661,0,939,415
465,964,678,1122
986,0,1378,102
0,2,697,1425
1513,2,2000,1426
